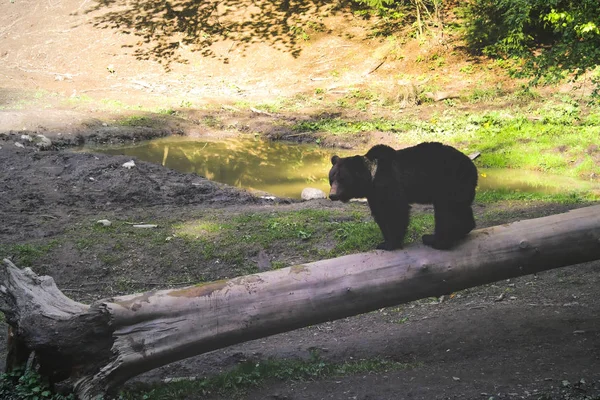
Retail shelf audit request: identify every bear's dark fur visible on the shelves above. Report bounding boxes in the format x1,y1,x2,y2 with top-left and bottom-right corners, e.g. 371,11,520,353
328,142,478,250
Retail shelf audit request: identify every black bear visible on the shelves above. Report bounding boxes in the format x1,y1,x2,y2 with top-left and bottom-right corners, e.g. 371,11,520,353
328,142,477,250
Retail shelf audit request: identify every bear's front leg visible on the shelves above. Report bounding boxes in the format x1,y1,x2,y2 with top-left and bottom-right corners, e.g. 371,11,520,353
368,194,409,251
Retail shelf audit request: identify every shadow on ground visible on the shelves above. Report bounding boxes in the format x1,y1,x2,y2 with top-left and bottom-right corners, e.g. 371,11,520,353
84,0,338,68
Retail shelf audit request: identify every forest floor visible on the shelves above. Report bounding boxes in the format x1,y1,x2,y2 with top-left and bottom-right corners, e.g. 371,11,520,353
1,0,600,399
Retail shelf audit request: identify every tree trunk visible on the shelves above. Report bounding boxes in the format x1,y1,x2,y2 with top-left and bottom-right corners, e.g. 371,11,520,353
2,205,600,399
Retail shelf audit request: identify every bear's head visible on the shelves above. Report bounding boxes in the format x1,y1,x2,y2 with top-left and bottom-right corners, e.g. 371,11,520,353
328,155,373,202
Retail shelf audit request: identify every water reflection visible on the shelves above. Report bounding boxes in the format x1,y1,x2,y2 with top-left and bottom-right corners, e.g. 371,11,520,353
95,137,346,198
91,137,599,199
477,168,599,194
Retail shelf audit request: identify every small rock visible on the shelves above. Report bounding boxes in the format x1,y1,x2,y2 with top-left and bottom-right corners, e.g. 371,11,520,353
20,134,32,141
133,224,157,228
122,160,136,169
97,219,112,227
14,142,25,148
34,134,52,149
452,376,460,381
301,187,327,201
163,376,197,383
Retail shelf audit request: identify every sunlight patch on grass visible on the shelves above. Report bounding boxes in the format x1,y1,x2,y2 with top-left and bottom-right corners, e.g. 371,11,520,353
173,220,230,239
290,104,600,180
476,189,598,204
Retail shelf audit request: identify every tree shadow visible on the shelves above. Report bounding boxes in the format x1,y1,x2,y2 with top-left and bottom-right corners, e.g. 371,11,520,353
84,0,338,69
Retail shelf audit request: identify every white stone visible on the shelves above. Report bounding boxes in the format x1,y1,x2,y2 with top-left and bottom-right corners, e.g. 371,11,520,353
122,160,136,169
301,187,327,201
34,134,52,149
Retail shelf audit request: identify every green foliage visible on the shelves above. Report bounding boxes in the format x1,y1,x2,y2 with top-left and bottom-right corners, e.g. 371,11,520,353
464,0,600,88
292,118,412,134
356,0,395,10
122,352,411,399
476,189,598,204
0,241,58,267
332,220,382,253
118,115,155,127
0,369,74,400
467,86,505,103
353,0,442,37
292,103,600,181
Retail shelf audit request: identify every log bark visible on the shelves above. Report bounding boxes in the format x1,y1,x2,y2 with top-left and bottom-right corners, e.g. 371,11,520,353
2,205,600,399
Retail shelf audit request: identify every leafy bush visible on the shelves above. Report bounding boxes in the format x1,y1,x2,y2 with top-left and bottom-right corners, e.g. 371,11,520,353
353,0,443,37
463,0,600,88
0,369,74,400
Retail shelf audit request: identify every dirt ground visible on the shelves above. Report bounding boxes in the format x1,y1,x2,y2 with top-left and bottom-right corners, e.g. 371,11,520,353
2,0,600,398
2,127,600,400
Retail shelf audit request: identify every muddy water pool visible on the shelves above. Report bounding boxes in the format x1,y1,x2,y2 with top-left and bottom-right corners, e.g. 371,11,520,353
91,137,599,199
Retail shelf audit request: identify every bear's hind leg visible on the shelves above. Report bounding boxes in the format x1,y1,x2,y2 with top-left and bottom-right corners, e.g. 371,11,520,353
424,202,475,250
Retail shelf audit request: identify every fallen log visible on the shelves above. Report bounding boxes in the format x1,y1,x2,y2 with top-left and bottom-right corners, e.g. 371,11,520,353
1,205,600,399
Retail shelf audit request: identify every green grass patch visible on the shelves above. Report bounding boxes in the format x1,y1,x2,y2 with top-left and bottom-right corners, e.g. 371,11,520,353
465,86,505,103
174,220,230,239
291,103,600,180
332,219,381,253
0,241,59,267
476,189,599,204
121,352,415,400
200,115,222,128
292,118,413,135
170,208,438,268
118,115,156,127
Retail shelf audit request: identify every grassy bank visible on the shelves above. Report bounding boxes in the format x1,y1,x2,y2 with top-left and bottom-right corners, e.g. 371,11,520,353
291,97,600,181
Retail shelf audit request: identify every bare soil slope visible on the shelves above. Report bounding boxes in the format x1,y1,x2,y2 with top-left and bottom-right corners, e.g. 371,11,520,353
0,0,508,131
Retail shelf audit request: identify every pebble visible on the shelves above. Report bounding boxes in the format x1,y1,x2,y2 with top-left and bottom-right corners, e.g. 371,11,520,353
301,187,327,201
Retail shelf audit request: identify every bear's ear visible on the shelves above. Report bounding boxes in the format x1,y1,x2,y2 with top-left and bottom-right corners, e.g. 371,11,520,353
363,157,378,180
331,155,340,165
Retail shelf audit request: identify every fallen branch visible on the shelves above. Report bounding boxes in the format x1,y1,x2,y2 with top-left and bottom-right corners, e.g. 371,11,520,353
1,205,600,399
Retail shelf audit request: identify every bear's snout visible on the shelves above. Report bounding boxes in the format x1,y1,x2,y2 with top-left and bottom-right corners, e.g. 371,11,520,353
329,181,341,201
